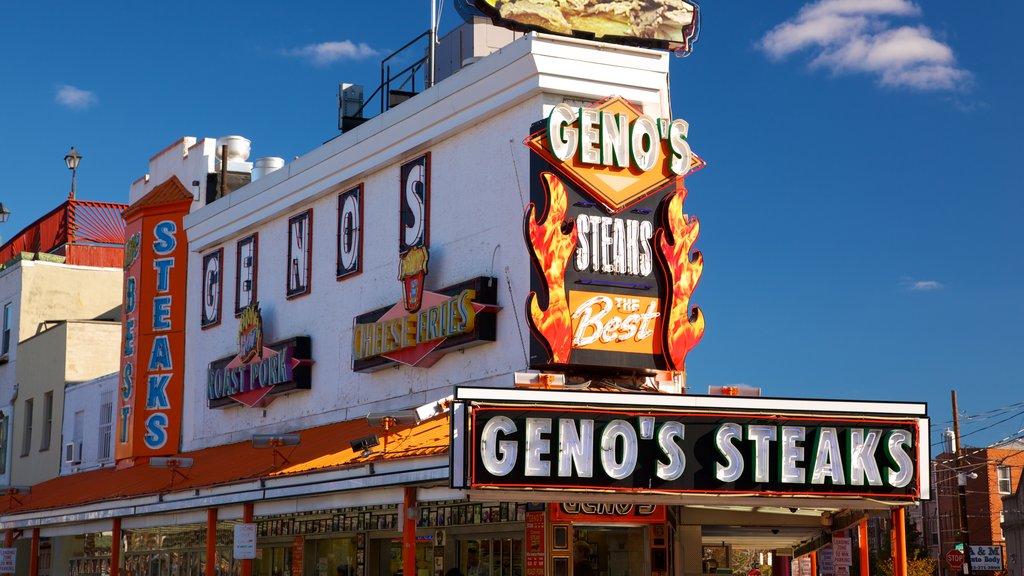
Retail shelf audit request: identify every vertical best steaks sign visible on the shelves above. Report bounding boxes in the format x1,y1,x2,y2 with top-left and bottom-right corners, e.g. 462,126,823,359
117,177,192,462
524,96,705,374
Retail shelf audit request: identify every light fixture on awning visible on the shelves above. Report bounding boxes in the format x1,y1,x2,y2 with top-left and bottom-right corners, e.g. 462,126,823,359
253,433,301,467
150,457,194,485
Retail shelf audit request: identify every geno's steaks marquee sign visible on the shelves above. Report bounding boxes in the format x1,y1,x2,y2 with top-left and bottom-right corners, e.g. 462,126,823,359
452,390,930,499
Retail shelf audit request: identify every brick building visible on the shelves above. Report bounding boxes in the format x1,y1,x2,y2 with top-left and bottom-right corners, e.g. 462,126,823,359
928,440,1024,575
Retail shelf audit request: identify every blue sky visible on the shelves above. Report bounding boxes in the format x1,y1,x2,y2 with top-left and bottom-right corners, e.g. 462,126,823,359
1,1,1021,450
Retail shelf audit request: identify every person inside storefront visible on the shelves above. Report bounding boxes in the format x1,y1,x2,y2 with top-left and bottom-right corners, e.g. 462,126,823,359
467,545,488,576
574,541,595,576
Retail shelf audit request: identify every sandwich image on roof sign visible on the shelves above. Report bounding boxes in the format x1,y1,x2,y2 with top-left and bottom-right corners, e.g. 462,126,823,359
473,0,700,54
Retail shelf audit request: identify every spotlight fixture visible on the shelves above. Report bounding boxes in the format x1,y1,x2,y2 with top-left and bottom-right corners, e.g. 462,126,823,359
252,434,301,448
0,485,31,506
366,410,419,428
150,457,194,469
149,457,193,484
350,434,380,456
253,433,301,467
0,486,31,495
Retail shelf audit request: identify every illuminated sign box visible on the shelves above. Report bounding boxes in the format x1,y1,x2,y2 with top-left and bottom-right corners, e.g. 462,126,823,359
523,96,704,374
351,276,500,373
466,406,921,498
207,335,312,409
472,0,701,54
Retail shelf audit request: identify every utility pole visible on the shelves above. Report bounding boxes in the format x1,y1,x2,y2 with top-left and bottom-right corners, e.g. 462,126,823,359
953,390,974,575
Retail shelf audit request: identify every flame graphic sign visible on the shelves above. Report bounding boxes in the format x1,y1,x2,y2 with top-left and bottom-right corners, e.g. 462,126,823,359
523,96,704,374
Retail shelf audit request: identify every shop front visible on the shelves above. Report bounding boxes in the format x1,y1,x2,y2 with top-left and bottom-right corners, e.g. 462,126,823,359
450,386,930,576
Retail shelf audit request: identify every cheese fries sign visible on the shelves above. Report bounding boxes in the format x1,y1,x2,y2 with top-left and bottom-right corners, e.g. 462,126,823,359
523,96,705,374
473,0,700,55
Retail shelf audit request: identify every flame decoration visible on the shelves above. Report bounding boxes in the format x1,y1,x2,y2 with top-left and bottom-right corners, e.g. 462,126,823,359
524,172,578,364
654,185,704,371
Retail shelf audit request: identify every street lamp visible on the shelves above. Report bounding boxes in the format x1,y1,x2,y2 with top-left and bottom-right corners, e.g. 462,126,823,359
0,203,9,224
64,146,82,199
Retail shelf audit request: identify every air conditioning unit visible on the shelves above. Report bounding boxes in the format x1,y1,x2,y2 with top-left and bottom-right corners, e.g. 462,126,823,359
64,441,82,465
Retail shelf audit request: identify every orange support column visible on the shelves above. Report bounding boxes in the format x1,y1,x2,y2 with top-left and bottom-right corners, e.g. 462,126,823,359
29,529,39,576
112,518,122,576
810,551,817,576
858,520,869,576
404,487,418,576
207,508,218,576
891,508,907,576
241,502,254,576
2,529,13,576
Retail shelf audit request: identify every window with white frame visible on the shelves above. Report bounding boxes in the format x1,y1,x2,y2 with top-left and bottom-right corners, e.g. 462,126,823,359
1,302,10,356
73,410,84,447
999,465,1012,494
98,391,113,461
0,412,7,475
41,391,53,451
20,398,32,457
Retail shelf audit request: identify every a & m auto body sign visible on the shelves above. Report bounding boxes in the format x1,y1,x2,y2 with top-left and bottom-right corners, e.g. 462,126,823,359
524,96,705,374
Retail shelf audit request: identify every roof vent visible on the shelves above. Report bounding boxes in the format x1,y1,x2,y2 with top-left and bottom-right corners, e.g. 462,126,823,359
252,157,285,181
215,136,251,164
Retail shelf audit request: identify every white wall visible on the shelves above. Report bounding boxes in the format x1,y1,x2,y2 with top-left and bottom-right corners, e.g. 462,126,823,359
173,34,672,450
60,372,117,475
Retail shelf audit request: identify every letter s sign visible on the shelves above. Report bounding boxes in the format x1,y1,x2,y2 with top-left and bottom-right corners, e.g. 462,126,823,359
399,154,429,252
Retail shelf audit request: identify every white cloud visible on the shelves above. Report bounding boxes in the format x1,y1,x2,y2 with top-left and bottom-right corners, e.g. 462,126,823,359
759,0,969,91
55,85,97,110
904,279,943,291
284,40,379,66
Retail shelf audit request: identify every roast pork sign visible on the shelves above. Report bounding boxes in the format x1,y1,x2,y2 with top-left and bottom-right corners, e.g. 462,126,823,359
524,96,705,374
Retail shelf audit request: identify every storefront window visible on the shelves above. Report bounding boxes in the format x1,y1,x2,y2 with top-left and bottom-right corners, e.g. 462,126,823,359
573,528,645,576
123,524,238,576
312,537,358,576
461,538,523,576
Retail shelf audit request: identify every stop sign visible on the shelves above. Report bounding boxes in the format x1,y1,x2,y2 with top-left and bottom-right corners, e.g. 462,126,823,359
946,549,965,571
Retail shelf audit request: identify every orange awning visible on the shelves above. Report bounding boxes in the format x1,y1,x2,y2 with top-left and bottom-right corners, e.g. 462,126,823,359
3,414,449,516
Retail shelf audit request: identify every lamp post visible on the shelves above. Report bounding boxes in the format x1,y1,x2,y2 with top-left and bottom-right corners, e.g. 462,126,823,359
64,146,81,199
0,203,9,224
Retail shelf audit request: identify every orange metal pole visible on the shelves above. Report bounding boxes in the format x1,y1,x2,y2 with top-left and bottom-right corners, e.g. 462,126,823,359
207,508,218,576
404,487,417,576
810,552,817,576
858,520,869,576
241,502,254,576
892,508,907,576
112,518,122,576
28,529,38,576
